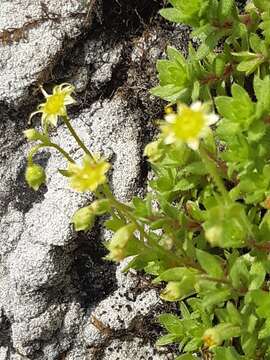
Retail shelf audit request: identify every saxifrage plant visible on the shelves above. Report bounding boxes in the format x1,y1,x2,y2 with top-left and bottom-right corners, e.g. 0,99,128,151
24,0,270,358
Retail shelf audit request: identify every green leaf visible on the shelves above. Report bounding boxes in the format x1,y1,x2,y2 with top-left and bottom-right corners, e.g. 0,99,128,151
249,262,266,290
215,96,235,119
229,258,250,288
250,290,270,318
156,334,178,346
202,287,232,308
158,313,183,335
196,249,224,278
175,355,197,360
179,302,191,319
241,332,258,357
150,85,188,102
154,267,197,283
183,337,203,352
212,346,244,359
226,302,242,325
249,33,263,53
258,318,270,339
237,58,263,75
159,8,185,23
104,215,126,232
218,0,235,19
58,169,72,177
167,46,186,67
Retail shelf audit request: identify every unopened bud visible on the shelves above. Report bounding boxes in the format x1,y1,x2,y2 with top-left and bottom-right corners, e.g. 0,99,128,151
25,163,46,191
90,199,110,215
71,206,95,231
160,281,182,302
24,129,48,142
144,140,162,162
205,225,223,247
106,223,139,262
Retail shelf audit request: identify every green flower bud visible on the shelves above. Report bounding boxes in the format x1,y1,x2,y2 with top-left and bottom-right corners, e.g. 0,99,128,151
24,129,41,141
186,200,205,222
106,223,141,262
203,328,222,348
144,140,163,163
90,199,110,215
25,163,46,191
71,206,95,231
24,129,49,143
205,225,223,247
160,271,197,302
160,281,182,302
203,324,241,348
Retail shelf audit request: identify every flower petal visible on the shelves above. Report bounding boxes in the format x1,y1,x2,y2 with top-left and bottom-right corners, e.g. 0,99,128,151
165,113,177,123
190,101,203,112
206,113,219,125
187,139,199,150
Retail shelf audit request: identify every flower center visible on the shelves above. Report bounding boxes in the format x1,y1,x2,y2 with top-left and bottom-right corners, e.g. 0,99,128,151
44,94,65,114
172,108,204,140
203,335,216,348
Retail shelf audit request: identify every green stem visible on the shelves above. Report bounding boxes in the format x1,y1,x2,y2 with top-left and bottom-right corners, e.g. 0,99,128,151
102,185,182,265
199,145,228,199
48,142,75,163
28,144,46,164
63,115,94,159
28,142,75,164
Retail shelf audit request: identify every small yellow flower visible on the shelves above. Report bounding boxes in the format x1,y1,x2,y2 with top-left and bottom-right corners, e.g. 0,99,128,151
203,332,220,348
30,83,76,128
161,102,219,150
68,155,110,192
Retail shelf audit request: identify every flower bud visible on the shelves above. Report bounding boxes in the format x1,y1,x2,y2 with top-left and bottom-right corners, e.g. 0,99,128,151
186,200,205,222
203,328,222,348
144,140,163,163
205,225,223,247
24,129,41,141
160,281,182,302
25,163,46,191
24,129,49,143
71,206,95,231
203,324,241,348
106,223,140,262
90,199,110,215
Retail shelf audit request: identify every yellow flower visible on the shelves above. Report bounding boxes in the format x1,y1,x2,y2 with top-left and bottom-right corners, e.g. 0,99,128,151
161,102,219,150
30,83,76,128
203,331,220,348
68,155,110,192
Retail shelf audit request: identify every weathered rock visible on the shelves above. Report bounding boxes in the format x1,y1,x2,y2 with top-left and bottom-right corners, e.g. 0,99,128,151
100,338,174,360
0,0,94,106
0,96,144,358
0,1,191,359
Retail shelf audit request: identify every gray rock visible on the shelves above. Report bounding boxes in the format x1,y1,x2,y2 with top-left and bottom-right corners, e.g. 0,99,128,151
0,0,93,106
101,338,174,360
0,1,191,359
0,95,144,357
0,347,8,360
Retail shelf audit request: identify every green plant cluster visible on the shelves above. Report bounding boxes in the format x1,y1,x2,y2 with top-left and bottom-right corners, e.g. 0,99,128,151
23,0,270,359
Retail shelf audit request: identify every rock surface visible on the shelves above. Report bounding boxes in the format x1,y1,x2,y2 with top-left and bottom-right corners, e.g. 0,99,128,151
0,0,189,359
